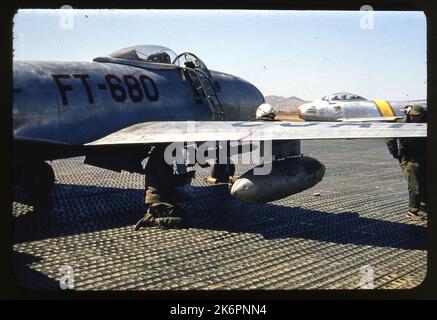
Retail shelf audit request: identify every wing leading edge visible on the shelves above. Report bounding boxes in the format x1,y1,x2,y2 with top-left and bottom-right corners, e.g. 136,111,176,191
338,116,403,122
85,121,427,146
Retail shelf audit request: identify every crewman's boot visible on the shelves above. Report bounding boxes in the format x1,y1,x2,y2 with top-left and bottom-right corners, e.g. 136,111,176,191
406,210,424,221
155,216,185,229
150,202,188,229
134,212,156,231
134,203,161,231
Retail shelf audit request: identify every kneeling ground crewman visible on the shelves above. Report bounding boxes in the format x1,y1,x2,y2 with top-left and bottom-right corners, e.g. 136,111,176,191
134,144,195,230
386,105,427,220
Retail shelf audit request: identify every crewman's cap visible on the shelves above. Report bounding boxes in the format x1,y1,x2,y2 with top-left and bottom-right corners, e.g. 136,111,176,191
408,105,425,115
256,103,274,119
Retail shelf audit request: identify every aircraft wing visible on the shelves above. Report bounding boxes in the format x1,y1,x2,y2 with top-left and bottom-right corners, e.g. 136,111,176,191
85,121,426,146
339,116,403,122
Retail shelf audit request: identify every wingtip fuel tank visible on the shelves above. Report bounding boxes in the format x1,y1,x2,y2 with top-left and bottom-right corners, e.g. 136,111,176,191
230,156,326,203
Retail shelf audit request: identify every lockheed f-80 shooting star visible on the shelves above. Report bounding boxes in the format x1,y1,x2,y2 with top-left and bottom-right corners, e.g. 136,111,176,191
13,45,427,205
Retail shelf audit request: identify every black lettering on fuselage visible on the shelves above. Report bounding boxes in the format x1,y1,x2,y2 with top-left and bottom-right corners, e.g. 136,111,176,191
123,75,144,102
52,74,73,106
139,75,159,102
52,73,160,105
73,74,94,104
105,74,127,102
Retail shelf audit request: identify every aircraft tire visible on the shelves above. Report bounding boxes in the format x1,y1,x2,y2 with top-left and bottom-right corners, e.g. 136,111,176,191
20,161,55,203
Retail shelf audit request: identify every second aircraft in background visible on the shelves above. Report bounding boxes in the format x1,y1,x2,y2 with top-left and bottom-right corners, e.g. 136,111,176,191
298,92,427,122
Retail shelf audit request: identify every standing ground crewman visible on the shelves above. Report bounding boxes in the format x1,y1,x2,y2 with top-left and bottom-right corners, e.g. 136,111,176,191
386,105,427,220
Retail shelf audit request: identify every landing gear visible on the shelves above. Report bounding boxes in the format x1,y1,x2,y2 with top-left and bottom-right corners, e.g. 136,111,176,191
205,141,236,184
15,161,55,206
209,163,236,183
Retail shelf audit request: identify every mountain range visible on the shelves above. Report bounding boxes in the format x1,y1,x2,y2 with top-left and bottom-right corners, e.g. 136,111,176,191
264,95,309,113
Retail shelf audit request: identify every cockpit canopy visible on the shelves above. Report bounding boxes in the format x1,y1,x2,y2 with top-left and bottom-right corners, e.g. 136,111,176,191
109,45,178,64
321,92,368,102
105,44,212,77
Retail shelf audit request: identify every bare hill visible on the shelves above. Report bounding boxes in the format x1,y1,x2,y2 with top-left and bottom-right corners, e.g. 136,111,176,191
265,95,309,113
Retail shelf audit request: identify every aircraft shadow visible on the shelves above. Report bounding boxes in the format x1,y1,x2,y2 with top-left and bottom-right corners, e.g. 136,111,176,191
13,251,60,290
13,183,147,243
13,183,426,250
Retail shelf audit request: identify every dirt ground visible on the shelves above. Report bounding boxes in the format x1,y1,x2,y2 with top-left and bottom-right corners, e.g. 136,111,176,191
275,113,304,122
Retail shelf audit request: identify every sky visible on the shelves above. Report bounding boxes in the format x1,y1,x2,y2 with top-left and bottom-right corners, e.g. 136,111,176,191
13,9,427,101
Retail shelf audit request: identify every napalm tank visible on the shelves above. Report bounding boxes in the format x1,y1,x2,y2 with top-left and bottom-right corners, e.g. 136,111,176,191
231,156,326,203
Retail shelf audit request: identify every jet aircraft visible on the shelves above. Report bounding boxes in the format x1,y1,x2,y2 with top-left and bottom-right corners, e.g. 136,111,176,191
298,92,427,122
13,45,427,204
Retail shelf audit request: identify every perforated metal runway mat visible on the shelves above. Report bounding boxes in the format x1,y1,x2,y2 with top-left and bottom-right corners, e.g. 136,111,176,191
13,139,427,290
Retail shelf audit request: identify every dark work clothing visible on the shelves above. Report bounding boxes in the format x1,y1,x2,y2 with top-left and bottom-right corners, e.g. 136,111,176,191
386,117,427,164
386,136,427,164
386,117,427,213
144,145,187,204
135,144,191,230
400,160,426,213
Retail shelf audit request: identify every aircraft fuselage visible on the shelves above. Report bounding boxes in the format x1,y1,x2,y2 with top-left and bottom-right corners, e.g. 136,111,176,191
298,92,426,122
13,60,264,148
